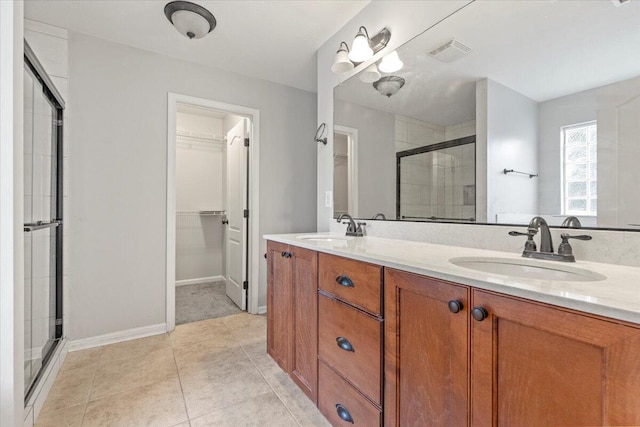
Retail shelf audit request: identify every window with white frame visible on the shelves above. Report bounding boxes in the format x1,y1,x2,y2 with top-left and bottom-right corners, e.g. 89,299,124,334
562,121,597,216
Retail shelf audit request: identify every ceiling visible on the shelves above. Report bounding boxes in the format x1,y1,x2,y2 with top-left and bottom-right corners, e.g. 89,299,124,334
336,0,640,126
24,0,370,93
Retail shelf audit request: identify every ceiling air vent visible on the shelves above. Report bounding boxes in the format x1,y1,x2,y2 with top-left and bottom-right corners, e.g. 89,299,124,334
428,39,472,63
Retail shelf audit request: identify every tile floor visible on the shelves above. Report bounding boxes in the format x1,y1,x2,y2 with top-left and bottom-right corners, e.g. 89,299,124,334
175,282,242,325
35,313,330,427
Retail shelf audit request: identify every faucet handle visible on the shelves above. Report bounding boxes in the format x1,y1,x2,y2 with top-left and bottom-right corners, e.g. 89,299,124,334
509,230,537,252
558,233,592,256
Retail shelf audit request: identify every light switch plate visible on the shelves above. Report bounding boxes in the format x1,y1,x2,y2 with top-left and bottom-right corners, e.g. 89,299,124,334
325,191,332,208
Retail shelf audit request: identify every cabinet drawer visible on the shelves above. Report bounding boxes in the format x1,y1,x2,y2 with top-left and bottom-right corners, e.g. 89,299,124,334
318,361,382,427
318,295,382,405
318,253,383,316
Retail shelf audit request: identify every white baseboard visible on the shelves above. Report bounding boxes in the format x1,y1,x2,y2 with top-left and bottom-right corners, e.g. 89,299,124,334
69,323,167,352
175,275,225,287
258,305,267,315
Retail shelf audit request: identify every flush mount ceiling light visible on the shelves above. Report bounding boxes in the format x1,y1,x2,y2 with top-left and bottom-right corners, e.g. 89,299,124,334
378,51,403,73
373,76,405,98
164,1,217,40
359,64,381,83
331,26,391,74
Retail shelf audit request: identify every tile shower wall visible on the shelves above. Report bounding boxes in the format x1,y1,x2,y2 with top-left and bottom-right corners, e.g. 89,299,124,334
395,115,476,220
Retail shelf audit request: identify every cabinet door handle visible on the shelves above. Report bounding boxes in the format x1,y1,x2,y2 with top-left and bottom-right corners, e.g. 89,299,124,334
335,275,354,287
471,307,489,321
448,300,463,313
281,251,292,258
336,336,354,352
335,404,354,424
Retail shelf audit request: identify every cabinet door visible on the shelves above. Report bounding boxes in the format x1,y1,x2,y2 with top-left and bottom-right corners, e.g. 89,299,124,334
385,269,470,427
290,247,318,403
471,290,640,426
266,241,292,372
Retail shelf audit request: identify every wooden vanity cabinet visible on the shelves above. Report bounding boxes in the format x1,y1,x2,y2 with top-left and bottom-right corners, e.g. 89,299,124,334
384,268,470,427
471,289,640,426
266,241,318,403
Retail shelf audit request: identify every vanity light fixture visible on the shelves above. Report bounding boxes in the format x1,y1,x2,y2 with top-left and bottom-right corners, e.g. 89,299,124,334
378,51,403,73
164,1,217,40
331,26,391,74
373,76,405,98
359,64,382,83
331,42,354,74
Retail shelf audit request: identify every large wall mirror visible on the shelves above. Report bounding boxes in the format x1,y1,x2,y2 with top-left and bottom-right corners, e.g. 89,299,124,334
333,0,640,230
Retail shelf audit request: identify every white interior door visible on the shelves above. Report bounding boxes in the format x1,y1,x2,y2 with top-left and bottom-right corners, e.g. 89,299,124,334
225,119,248,310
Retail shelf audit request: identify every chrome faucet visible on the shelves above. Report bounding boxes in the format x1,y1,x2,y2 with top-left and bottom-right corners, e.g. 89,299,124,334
510,216,591,262
561,216,582,228
372,213,386,220
336,214,366,237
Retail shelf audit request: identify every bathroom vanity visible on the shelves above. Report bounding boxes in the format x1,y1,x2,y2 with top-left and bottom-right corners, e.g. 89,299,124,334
265,234,640,426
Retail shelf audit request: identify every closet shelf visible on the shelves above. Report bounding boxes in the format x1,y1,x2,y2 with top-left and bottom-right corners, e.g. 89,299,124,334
177,210,227,216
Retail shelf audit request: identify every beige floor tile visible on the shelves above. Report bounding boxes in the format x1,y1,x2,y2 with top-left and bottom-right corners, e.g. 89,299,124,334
60,348,102,372
90,347,178,400
100,333,170,362
40,365,95,412
169,318,233,348
222,313,266,333
83,378,188,427
265,370,330,427
243,342,282,377
180,358,273,419
171,422,191,427
34,403,85,427
189,392,298,427
174,342,246,378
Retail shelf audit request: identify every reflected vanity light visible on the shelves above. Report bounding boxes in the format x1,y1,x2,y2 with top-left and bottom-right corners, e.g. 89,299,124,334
373,76,405,97
359,64,382,83
379,51,403,73
331,26,391,74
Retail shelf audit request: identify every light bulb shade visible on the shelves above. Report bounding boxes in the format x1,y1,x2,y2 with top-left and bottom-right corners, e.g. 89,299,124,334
378,51,403,73
359,64,381,83
165,1,216,39
348,30,373,62
331,48,354,74
373,76,406,97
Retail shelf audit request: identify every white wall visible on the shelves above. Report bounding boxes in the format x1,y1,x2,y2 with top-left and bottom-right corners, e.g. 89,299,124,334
317,1,472,230
479,79,538,223
334,100,395,219
175,112,224,282
0,2,24,426
538,89,596,216
68,32,316,340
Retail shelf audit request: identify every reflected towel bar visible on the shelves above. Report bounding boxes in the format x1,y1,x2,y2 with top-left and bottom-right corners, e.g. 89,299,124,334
503,168,538,178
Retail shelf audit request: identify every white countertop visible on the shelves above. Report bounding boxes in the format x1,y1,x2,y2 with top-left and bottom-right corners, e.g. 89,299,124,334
264,232,640,325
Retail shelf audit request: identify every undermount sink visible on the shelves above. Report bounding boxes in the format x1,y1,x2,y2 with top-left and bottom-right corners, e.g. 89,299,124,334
296,234,350,242
449,257,606,282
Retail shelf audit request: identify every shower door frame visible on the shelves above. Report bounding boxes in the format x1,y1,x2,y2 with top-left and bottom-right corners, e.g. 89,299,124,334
23,41,64,401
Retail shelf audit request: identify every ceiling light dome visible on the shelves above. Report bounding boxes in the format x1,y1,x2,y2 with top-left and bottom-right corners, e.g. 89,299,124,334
373,76,406,97
164,1,216,40
378,51,403,73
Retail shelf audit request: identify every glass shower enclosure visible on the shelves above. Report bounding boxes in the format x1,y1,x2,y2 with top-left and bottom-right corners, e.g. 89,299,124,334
23,42,64,400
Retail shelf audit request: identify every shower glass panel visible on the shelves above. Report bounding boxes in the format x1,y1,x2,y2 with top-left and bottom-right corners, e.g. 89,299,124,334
23,44,64,400
397,136,476,222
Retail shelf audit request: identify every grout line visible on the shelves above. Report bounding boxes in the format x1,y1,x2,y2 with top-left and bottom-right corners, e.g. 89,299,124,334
171,337,192,423
79,348,103,425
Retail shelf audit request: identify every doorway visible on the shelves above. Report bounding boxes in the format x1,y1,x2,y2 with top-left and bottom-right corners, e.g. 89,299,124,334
333,125,358,218
167,94,260,331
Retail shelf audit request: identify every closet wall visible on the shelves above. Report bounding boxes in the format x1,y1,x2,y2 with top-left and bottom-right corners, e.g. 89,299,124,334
175,110,225,284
